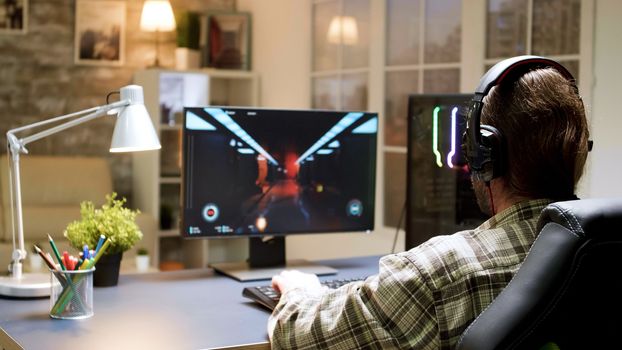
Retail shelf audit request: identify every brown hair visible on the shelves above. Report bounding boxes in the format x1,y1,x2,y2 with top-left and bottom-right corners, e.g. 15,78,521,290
482,67,589,200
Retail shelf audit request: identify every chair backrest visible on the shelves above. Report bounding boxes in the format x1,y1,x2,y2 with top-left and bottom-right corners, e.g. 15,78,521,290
457,198,622,350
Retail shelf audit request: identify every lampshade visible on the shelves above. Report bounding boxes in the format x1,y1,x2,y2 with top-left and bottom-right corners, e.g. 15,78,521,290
327,16,359,45
140,0,176,32
110,85,161,152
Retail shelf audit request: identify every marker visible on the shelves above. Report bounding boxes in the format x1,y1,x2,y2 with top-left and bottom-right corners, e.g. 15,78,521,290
94,235,106,255
82,238,111,270
83,245,89,260
63,251,70,270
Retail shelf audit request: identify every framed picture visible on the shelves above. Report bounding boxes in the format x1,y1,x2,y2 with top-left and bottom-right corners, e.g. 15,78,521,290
204,12,251,70
74,0,125,66
0,0,27,34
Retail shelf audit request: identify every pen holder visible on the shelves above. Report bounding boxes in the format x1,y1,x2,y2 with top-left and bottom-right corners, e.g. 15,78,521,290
49,268,95,319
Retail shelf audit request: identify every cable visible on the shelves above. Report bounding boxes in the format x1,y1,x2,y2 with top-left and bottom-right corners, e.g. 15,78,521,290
106,91,120,104
391,200,407,254
486,182,495,216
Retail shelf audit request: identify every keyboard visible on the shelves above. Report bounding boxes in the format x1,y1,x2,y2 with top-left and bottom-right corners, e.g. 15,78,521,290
242,277,365,310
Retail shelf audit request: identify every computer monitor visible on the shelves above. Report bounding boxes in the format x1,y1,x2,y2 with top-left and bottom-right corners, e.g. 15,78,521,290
182,107,378,280
406,94,487,249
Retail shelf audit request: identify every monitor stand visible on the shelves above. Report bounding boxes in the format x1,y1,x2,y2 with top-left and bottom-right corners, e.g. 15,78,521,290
210,236,337,282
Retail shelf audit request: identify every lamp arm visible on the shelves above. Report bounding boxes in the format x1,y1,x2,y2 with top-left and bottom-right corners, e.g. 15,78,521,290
7,99,130,154
7,105,101,135
4,98,129,277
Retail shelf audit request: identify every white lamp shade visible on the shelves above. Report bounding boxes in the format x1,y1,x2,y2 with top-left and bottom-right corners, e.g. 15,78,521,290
110,85,161,152
110,104,161,152
140,0,176,32
327,16,359,45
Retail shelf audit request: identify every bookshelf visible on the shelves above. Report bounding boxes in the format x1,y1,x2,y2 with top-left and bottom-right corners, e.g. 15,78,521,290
133,68,259,270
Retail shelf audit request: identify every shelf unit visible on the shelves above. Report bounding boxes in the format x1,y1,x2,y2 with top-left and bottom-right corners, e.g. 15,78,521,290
133,68,259,270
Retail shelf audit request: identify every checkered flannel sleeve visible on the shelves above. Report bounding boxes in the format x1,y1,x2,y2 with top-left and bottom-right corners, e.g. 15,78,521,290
268,253,441,350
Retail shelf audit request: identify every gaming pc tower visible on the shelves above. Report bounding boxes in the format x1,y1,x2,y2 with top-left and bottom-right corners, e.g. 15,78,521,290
405,94,487,249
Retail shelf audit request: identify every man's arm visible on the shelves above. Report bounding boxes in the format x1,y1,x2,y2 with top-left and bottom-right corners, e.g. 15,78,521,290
268,254,440,349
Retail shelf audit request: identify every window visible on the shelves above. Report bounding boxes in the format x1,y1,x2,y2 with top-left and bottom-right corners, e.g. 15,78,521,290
310,0,591,234
486,0,582,79
384,0,462,226
311,0,370,111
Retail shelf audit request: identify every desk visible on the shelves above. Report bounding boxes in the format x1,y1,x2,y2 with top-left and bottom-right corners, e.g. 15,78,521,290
0,255,380,350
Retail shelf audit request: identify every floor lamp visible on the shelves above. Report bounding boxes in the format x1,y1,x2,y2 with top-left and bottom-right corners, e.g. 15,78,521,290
0,85,161,298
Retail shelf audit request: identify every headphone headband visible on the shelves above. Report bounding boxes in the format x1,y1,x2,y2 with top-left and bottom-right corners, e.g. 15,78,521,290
475,55,576,96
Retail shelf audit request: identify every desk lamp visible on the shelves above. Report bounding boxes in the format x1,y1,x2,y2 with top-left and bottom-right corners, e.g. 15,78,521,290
0,85,160,298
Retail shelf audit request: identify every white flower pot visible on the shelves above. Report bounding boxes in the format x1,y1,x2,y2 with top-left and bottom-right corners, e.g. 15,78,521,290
29,253,43,272
175,48,201,70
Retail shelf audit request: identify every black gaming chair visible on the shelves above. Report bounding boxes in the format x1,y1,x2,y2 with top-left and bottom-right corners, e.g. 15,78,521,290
456,198,622,350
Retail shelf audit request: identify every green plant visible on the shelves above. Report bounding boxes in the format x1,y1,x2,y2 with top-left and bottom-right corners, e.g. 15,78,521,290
64,193,143,255
137,247,149,256
176,11,200,50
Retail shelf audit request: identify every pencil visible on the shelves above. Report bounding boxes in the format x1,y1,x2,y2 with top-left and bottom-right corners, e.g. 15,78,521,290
47,234,66,271
34,245,62,273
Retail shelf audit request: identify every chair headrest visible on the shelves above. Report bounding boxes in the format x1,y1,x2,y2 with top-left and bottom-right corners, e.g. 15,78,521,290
537,198,622,238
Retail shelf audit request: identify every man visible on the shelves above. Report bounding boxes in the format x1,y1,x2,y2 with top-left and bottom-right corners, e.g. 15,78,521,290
268,56,590,349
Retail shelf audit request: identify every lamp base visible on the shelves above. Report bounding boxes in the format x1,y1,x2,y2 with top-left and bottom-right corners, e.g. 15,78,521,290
0,272,50,298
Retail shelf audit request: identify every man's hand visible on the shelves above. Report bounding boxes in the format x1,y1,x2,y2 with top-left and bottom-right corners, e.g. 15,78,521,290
271,270,326,296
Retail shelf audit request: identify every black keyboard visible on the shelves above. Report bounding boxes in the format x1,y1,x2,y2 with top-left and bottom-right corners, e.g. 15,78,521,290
242,277,365,310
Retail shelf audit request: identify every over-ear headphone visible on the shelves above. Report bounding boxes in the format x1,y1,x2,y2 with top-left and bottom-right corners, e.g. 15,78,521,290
463,55,577,183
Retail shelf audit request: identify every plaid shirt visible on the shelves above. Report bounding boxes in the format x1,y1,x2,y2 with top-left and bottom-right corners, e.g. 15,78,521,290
268,199,551,349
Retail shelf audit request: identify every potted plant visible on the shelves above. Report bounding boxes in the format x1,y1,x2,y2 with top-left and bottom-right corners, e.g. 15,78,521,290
135,247,150,272
175,10,201,69
64,193,143,287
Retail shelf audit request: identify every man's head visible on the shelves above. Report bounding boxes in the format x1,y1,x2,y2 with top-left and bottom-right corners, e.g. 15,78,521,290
465,57,590,214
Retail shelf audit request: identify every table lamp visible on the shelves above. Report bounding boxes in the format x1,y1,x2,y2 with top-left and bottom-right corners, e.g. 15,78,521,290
327,16,359,45
140,0,176,67
0,85,161,298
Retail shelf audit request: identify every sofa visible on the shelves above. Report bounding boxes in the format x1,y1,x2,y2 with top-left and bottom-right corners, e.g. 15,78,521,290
0,155,157,273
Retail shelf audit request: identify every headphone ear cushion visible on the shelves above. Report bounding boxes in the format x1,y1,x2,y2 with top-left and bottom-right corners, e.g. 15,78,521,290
479,124,505,180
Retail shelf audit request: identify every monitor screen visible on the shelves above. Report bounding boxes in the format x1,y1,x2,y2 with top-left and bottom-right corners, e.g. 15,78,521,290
182,107,378,238
406,94,487,249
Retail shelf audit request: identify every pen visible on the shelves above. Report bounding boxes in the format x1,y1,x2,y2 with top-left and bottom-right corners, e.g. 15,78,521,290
47,234,66,271
82,237,111,270
83,244,89,260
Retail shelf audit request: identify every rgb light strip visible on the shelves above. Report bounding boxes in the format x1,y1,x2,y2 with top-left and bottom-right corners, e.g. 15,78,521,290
432,106,459,168
446,107,458,168
432,106,443,168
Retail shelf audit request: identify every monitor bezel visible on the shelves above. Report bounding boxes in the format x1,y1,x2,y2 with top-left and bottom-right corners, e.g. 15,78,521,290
180,106,379,239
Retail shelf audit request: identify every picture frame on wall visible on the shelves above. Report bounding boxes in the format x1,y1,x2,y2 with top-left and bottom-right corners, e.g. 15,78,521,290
74,0,125,66
204,12,251,70
0,0,28,34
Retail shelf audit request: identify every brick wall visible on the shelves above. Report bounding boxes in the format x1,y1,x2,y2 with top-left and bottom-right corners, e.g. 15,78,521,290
0,0,234,205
